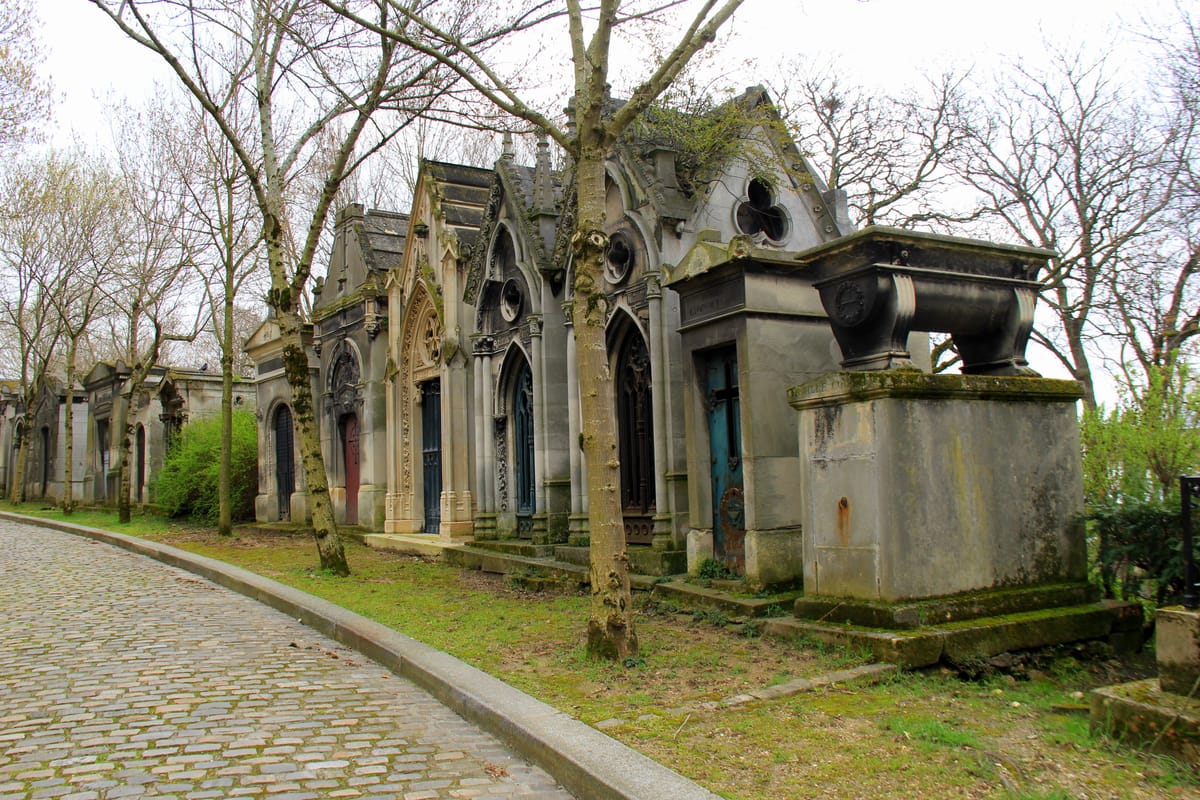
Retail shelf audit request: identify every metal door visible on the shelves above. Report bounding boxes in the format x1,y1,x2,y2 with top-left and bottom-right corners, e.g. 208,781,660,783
341,414,359,525
40,426,51,498
136,426,145,502
274,405,295,521
421,380,442,533
618,334,654,544
706,348,745,573
514,363,535,533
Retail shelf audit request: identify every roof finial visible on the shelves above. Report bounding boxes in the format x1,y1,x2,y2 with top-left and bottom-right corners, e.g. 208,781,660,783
534,130,554,214
501,131,515,161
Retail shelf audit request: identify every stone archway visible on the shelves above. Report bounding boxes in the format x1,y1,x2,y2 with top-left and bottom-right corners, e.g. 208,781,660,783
393,285,441,532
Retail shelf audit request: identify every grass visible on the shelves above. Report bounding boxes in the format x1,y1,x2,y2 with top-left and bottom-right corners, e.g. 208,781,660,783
4,503,1197,800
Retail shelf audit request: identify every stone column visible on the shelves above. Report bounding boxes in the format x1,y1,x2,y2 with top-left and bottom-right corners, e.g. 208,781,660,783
645,273,671,548
529,315,548,542
480,344,497,538
472,340,486,512
564,302,588,544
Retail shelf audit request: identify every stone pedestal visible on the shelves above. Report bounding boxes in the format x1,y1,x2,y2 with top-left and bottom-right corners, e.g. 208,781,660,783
788,371,1087,602
1158,607,1200,696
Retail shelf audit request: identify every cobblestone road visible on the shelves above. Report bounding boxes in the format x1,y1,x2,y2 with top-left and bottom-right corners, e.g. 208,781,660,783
0,519,574,800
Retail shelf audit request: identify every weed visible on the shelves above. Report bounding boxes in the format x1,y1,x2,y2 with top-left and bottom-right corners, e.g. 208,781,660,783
740,618,764,638
1003,790,1073,800
691,607,731,627
696,558,735,581
884,715,981,750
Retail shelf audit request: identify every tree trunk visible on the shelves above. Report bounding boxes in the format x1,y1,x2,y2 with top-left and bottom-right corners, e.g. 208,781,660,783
63,339,78,514
573,152,638,660
9,416,29,504
218,283,234,537
277,307,348,575
116,387,132,523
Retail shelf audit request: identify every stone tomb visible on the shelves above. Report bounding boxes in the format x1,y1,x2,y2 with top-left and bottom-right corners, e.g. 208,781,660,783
666,234,930,590
788,227,1096,619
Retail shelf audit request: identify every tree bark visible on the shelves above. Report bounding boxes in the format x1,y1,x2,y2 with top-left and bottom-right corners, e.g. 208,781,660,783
573,151,638,660
62,339,78,514
277,307,347,575
218,273,234,537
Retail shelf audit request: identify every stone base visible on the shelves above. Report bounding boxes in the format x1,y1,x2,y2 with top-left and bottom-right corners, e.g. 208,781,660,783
686,528,713,575
553,545,589,567
627,547,687,577
745,528,803,592
1091,679,1200,763
789,372,1087,602
768,600,1143,668
567,514,589,547
1157,607,1200,695
794,583,1100,629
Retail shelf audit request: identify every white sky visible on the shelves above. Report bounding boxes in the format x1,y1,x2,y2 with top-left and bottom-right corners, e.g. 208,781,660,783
42,0,1179,145
36,0,1182,391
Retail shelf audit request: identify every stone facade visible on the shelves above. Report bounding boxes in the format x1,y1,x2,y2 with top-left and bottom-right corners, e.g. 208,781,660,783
242,87,1090,595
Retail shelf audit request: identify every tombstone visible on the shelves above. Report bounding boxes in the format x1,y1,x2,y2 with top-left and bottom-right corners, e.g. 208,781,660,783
788,227,1093,615
667,233,912,589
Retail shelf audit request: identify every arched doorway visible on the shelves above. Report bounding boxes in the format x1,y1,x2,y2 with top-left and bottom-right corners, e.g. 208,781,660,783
274,405,295,521
135,425,146,503
40,425,51,498
513,360,535,535
616,332,655,544
420,379,441,533
339,414,359,525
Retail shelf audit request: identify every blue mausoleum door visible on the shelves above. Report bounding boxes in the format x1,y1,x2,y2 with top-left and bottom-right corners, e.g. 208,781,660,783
706,347,745,574
514,363,535,536
421,379,442,534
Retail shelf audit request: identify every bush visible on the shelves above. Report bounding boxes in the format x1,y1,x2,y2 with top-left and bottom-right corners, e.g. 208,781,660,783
153,410,258,524
1087,498,1188,607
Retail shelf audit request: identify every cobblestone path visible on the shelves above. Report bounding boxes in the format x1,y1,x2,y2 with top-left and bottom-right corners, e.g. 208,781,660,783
0,519,574,800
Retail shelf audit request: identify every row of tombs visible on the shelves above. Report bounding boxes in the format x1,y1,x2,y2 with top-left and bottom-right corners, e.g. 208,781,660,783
247,88,1089,608
0,89,1094,618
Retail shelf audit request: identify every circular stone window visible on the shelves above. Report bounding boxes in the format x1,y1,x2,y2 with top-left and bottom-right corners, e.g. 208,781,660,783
735,178,788,243
604,232,635,285
500,278,523,322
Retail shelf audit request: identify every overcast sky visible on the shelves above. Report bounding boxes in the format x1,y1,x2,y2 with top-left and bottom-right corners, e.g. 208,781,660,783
42,0,1179,145
37,0,1183,390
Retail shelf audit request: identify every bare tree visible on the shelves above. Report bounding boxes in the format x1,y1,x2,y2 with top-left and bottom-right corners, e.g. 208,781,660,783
773,63,974,229
91,0,467,572
955,50,1175,408
40,156,125,514
1107,6,1200,384
327,0,744,659
162,95,268,535
0,0,50,149
0,155,73,503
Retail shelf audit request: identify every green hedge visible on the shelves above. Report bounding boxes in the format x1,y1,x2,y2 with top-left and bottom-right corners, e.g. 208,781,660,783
1087,498,1189,607
153,410,258,524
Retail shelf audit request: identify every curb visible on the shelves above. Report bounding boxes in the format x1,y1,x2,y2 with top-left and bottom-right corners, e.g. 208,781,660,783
2,512,721,800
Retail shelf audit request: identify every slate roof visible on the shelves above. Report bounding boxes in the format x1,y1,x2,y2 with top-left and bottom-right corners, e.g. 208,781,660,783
424,160,493,253
359,209,409,273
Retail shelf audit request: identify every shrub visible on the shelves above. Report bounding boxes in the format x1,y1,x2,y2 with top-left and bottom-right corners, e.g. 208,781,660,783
153,410,258,524
1087,498,1187,607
